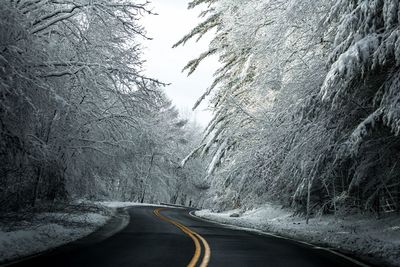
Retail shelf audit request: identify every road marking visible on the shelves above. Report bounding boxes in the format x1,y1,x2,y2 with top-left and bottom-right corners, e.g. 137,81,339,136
173,220,211,267
193,232,211,267
154,208,210,267
188,211,370,267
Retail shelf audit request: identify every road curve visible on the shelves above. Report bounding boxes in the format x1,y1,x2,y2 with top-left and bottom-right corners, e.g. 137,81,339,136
7,206,368,267
153,208,210,267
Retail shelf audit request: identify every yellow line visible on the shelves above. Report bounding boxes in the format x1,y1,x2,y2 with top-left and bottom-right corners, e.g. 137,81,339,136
153,208,210,267
194,232,211,267
173,220,211,267
154,208,201,267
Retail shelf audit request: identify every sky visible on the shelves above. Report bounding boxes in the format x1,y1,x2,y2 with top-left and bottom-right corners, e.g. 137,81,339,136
141,1,219,127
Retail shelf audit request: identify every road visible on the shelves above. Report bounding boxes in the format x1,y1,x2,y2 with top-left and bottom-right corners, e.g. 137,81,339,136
9,206,366,267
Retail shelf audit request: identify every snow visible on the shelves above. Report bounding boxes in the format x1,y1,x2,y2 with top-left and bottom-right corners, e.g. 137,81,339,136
321,35,380,103
0,200,184,262
0,224,81,262
195,204,400,266
348,109,383,153
0,209,109,264
98,201,175,208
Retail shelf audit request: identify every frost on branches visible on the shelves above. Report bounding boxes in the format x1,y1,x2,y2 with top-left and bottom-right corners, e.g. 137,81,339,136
0,1,206,211
179,0,400,216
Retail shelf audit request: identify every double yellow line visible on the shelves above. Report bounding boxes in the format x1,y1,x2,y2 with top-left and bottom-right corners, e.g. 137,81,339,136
153,208,211,267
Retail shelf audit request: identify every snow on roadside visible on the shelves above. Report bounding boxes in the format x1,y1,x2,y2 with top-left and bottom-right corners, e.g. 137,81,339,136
0,209,109,264
0,201,174,264
99,201,175,208
195,204,400,267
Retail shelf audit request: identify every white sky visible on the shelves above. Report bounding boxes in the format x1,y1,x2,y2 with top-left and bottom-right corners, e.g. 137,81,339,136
141,1,219,127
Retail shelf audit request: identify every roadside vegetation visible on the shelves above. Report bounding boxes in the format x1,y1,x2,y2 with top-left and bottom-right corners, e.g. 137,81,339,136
0,0,206,212
180,0,400,219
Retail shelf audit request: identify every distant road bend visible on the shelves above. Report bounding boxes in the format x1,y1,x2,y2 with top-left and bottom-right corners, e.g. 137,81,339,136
154,208,210,267
9,206,368,267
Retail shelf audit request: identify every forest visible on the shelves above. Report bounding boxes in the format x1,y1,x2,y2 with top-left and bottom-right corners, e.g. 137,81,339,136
0,0,206,212
1,0,400,220
179,0,400,219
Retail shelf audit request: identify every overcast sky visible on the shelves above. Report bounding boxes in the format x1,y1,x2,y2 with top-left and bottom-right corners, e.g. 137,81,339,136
141,1,219,127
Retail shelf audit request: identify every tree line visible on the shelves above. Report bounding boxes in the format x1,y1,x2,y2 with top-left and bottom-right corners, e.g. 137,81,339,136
0,0,206,211
180,0,400,218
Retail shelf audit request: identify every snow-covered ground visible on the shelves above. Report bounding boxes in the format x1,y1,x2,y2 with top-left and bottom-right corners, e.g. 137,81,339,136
99,201,172,208
195,204,400,267
0,204,111,264
0,201,172,264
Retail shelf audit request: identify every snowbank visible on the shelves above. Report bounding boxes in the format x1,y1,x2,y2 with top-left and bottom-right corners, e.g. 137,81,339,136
0,207,110,264
196,204,400,266
0,199,179,263
99,201,177,209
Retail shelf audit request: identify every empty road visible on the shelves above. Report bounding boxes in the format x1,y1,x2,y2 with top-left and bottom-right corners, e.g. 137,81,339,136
8,206,367,267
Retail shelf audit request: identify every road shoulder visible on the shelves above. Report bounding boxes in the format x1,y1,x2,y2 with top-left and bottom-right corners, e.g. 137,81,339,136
192,205,399,267
0,203,129,266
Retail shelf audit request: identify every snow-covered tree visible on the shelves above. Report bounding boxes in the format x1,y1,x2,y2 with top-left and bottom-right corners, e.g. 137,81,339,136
0,0,204,210
179,0,400,216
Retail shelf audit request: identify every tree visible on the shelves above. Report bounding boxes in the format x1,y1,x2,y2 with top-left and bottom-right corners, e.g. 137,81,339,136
179,0,400,216
0,0,204,210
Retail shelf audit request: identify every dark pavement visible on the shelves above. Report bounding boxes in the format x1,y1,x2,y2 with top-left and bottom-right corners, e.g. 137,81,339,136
7,206,365,267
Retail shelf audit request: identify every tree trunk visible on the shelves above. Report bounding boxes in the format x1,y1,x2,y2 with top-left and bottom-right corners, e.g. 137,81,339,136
141,153,155,204
31,167,42,207
332,181,337,215
306,176,314,224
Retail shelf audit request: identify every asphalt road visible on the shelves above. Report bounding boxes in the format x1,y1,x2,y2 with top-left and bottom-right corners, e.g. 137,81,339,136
8,206,366,267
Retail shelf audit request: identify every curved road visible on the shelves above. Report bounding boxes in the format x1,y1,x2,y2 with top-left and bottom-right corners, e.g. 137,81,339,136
9,206,366,267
